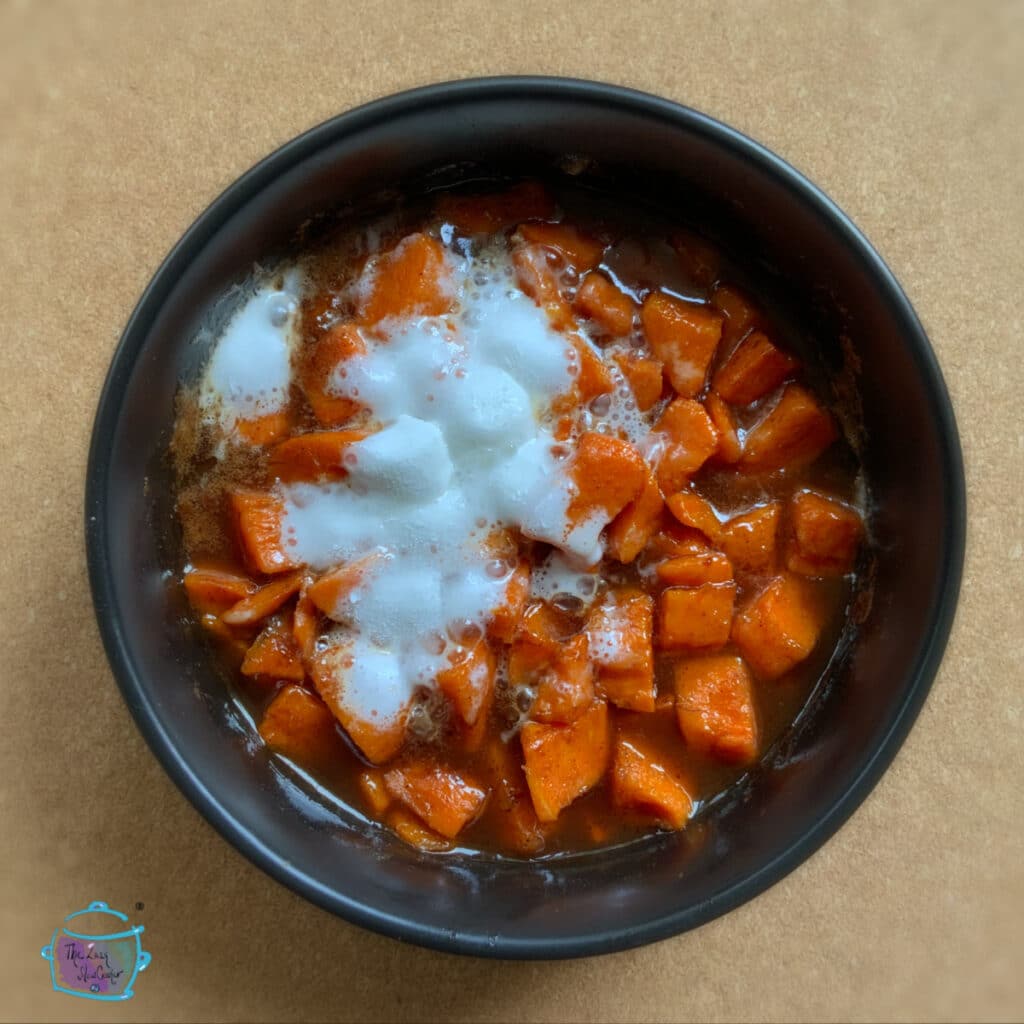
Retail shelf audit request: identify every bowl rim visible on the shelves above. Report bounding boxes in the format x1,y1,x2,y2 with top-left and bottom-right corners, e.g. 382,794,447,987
85,75,966,959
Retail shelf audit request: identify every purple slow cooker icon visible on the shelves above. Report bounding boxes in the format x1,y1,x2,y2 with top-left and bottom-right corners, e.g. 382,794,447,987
41,900,151,1001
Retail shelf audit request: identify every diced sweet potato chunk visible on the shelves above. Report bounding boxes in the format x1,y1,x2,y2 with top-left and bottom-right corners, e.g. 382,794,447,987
666,490,721,543
732,575,823,679
718,503,781,574
641,292,723,397
221,570,304,626
183,564,257,614
518,222,604,271
482,737,545,856
611,735,694,828
510,612,594,726
230,491,297,575
487,559,531,643
605,467,664,564
521,700,611,822
656,551,734,587
436,641,496,728
657,583,736,650
575,272,637,336
259,684,342,766
241,613,305,680
613,350,664,410
568,432,648,526
674,655,758,764
358,768,391,816
643,513,713,561
587,591,655,712
235,410,291,446
268,429,369,483
198,613,251,661
383,761,489,839
571,334,615,403
712,330,799,406
292,589,318,662
652,398,720,492
704,392,742,463
386,807,452,852
709,284,758,346
359,233,452,327
786,490,864,577
531,634,596,725
300,321,365,427
307,551,389,620
739,384,837,473
436,181,555,234
309,642,409,764
512,245,575,332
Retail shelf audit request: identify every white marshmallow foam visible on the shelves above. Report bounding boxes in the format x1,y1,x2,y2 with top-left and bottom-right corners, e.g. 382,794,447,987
276,245,589,726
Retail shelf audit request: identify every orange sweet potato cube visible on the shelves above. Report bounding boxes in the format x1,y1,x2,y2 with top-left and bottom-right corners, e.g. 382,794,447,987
605,467,664,564
482,738,545,856
487,559,531,643
709,284,758,346
653,398,720,493
611,734,694,828
241,614,306,681
359,233,453,327
587,591,656,712
731,575,823,679
383,761,489,839
656,551,734,587
268,429,370,484
704,392,742,463
309,642,409,764
183,564,257,614
230,490,297,575
712,330,800,406
512,245,575,332
674,655,759,764
571,335,615,403
292,590,318,662
235,411,291,447
739,384,837,473
220,570,304,626
528,634,596,726
665,489,721,543
436,640,496,728
436,181,556,234
517,221,605,271
641,292,723,397
718,503,781,574
568,432,648,525
643,512,713,561
613,350,664,410
300,321,365,427
358,768,392,816
509,608,594,725
386,807,452,852
259,684,342,766
521,700,611,822
786,490,864,577
307,551,389,620
657,583,736,650
574,272,637,336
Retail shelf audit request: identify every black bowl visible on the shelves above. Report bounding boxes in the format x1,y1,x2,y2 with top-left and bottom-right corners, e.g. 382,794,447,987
86,77,965,958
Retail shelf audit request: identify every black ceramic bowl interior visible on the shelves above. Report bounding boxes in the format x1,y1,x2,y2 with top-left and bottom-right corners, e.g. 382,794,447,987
86,77,965,958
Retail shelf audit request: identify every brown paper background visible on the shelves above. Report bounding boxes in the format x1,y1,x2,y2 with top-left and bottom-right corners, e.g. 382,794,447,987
2,1,1022,1021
